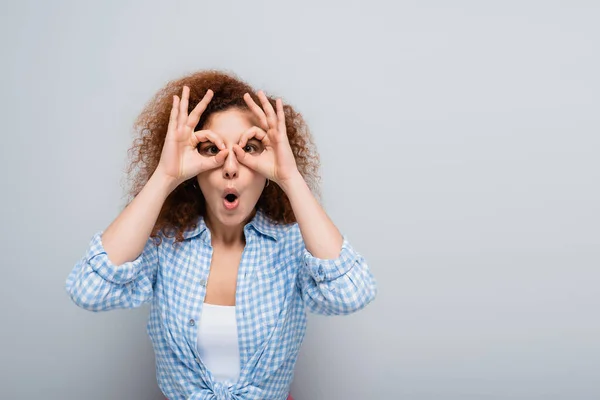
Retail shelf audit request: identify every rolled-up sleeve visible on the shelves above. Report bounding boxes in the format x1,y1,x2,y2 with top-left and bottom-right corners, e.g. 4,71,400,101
289,224,378,316
65,231,159,312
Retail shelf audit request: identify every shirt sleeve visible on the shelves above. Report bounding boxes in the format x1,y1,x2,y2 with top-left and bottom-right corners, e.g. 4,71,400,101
288,224,378,316
65,231,159,312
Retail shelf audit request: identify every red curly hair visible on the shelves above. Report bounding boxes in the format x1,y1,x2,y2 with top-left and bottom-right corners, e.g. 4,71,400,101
124,69,321,242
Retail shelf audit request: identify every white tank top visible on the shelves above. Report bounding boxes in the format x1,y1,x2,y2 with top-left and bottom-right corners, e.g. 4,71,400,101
196,303,241,384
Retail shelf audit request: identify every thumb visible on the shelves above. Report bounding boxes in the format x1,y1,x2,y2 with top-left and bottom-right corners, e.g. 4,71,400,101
232,145,260,171
212,148,230,167
197,148,229,173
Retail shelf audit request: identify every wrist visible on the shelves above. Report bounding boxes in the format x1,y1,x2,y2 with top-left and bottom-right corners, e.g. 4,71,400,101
149,170,180,197
278,171,306,194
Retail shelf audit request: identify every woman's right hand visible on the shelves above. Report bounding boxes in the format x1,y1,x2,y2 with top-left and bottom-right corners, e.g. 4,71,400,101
155,85,228,187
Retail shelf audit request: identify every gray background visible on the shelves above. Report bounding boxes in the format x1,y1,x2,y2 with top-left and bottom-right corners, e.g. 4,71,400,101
1,0,598,399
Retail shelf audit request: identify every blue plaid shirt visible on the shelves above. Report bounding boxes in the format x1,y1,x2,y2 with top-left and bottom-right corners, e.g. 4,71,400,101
65,209,377,400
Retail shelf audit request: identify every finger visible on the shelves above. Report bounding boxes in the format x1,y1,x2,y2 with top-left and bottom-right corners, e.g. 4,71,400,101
168,95,180,133
232,144,260,171
187,89,214,129
243,93,269,130
212,148,229,166
275,98,286,135
191,129,226,150
238,126,270,148
257,90,278,130
177,86,190,129
198,148,229,173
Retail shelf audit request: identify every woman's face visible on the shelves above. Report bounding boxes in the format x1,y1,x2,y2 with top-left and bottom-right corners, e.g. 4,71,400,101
196,108,266,227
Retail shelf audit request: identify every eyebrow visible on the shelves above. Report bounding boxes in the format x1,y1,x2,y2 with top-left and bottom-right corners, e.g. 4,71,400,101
198,137,261,146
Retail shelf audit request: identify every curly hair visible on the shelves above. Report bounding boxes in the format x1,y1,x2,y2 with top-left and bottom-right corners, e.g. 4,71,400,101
124,69,321,243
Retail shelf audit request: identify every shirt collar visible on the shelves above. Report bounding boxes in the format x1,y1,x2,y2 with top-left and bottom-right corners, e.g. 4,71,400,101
181,208,282,242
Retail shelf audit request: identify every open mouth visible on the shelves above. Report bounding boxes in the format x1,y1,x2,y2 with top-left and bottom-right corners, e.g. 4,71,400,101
223,189,240,210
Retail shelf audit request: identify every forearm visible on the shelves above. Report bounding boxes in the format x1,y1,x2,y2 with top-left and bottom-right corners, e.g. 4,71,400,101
102,172,177,266
280,173,343,259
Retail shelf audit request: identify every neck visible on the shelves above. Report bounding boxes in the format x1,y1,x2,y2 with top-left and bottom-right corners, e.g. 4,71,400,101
204,209,256,247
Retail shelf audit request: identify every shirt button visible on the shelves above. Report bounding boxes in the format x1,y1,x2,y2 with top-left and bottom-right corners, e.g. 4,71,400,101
188,319,195,326
195,358,201,364
199,279,207,287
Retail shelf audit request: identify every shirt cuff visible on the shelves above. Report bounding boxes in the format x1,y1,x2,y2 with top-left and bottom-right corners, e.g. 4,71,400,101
301,236,358,283
85,231,145,284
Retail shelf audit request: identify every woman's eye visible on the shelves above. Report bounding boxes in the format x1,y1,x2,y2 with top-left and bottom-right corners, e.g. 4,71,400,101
198,144,219,155
243,144,256,153
243,141,262,153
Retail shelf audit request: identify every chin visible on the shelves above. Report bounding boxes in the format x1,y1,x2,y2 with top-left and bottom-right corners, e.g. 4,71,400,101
212,203,255,225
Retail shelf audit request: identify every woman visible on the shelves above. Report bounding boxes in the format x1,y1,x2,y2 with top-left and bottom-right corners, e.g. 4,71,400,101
65,70,377,400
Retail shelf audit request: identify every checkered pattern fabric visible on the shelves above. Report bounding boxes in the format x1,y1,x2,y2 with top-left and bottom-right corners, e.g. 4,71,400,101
65,209,377,399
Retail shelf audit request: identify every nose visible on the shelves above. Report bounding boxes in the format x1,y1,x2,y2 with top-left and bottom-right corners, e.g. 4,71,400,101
222,146,238,179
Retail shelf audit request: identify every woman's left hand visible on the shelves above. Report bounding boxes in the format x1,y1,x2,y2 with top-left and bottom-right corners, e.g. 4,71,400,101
232,90,300,187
